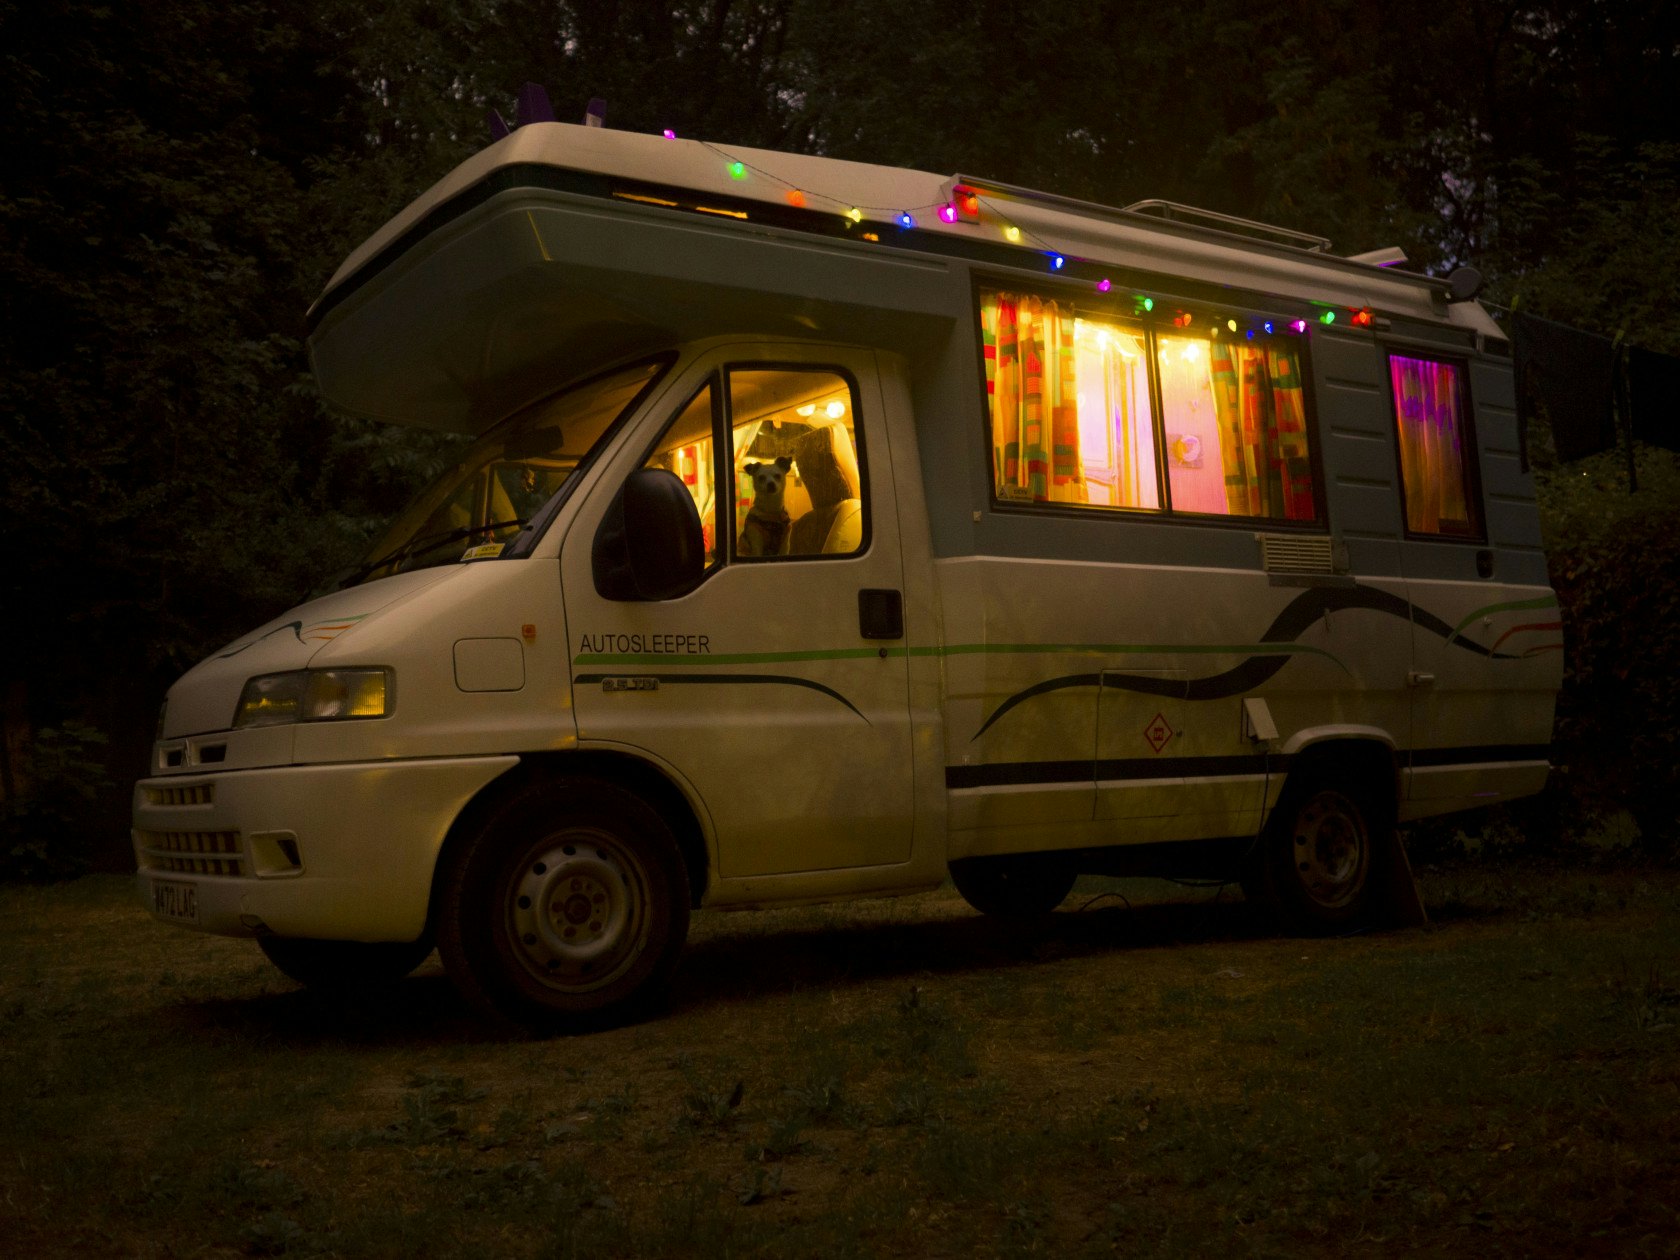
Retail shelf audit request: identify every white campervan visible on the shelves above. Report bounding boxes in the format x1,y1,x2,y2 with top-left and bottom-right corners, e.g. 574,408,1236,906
134,122,1562,1029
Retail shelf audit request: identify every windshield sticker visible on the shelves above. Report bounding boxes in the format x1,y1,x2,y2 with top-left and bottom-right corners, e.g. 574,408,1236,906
461,542,505,561
215,614,370,659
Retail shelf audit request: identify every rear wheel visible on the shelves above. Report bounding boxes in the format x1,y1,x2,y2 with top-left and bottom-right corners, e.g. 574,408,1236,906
950,856,1076,917
436,776,690,1033
257,936,433,989
1260,777,1376,932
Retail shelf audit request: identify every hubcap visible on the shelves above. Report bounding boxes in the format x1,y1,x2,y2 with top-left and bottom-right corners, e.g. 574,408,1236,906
506,830,646,992
1291,791,1369,909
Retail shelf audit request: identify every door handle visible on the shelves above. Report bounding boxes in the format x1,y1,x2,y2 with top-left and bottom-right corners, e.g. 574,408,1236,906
1407,671,1436,688
858,589,904,640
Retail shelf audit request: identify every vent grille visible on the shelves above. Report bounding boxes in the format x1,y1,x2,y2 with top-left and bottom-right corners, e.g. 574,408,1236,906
136,829,244,877
145,784,214,807
1259,534,1335,575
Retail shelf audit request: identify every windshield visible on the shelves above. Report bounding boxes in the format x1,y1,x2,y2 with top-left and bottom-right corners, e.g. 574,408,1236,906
345,358,670,586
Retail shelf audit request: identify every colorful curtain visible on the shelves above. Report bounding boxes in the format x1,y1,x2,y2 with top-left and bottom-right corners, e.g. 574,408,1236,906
1390,356,1475,534
981,292,1084,503
1209,342,1315,520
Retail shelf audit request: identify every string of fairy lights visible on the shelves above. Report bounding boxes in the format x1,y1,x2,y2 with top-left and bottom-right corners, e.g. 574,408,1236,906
678,135,1377,339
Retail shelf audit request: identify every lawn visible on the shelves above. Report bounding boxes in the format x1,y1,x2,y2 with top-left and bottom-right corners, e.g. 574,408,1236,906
2,862,1677,1257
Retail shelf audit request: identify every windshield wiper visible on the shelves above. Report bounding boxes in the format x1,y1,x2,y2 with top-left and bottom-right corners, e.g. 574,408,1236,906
340,518,528,587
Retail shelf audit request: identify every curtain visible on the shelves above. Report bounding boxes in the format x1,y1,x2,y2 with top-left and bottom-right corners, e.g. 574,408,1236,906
982,292,1084,503
1389,356,1473,533
1209,342,1315,520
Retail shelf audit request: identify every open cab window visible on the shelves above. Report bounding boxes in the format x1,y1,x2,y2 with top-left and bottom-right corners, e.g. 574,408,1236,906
981,287,1318,524
642,365,867,567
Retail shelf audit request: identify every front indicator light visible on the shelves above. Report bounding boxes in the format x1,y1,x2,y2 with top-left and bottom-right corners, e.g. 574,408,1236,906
233,669,392,729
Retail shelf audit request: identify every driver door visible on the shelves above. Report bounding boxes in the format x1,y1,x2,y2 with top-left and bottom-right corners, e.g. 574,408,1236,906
564,344,916,878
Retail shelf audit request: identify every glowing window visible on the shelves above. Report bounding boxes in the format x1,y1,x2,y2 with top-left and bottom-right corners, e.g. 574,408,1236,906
1389,355,1481,537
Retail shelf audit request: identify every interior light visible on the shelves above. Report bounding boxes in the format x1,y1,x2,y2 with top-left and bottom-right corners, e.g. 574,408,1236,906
728,161,746,179
796,404,816,417
825,400,846,418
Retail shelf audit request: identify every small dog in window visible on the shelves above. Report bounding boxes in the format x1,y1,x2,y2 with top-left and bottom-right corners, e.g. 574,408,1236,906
737,456,793,557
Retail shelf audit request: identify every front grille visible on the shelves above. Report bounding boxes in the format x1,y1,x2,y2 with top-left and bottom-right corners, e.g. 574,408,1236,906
145,784,214,807
136,829,245,877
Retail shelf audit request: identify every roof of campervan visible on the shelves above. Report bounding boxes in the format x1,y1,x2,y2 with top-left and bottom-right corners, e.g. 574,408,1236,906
307,121,1501,434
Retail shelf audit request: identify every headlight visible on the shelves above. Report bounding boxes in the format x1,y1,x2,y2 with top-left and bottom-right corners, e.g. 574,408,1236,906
233,669,392,729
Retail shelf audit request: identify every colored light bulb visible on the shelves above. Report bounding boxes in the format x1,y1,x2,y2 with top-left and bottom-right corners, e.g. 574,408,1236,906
1050,254,1065,270
728,161,746,179
1227,319,1238,332
938,204,957,223
1291,319,1307,333
786,190,805,208
1264,321,1274,334
1320,310,1336,324
847,207,863,223
899,211,915,228
1005,225,1021,243
1097,278,1112,292
663,129,676,140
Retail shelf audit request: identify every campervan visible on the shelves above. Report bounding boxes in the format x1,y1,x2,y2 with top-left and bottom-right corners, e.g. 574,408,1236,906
134,121,1561,1029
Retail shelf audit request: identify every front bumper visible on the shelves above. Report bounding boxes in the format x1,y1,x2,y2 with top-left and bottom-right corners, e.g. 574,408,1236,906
132,755,519,941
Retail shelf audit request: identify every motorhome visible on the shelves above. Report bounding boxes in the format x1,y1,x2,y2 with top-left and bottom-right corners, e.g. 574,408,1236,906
133,120,1562,1029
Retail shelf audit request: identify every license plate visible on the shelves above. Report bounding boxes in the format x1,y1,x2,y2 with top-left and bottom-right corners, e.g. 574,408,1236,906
152,879,199,924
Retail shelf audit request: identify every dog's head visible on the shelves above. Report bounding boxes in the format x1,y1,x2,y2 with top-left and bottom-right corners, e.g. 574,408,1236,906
743,456,792,506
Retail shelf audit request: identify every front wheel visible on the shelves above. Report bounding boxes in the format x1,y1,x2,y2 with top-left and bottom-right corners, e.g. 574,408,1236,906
257,935,434,990
436,776,690,1033
950,856,1076,917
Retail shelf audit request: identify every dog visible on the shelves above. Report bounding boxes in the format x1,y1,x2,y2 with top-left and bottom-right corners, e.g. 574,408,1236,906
737,456,793,557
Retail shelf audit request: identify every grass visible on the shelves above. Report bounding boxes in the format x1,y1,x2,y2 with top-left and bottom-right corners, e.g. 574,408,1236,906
2,862,1678,1257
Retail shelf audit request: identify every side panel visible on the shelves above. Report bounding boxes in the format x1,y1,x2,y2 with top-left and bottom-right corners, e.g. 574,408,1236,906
939,555,1413,860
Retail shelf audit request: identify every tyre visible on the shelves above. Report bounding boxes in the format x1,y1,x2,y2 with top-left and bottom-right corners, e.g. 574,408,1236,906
257,935,434,989
1259,776,1376,932
950,856,1076,917
435,776,690,1033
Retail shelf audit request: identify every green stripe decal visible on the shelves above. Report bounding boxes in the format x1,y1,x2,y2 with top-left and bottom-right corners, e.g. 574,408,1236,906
574,642,1346,668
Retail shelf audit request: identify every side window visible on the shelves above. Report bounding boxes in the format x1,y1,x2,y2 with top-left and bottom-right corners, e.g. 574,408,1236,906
642,382,720,567
980,287,1319,524
728,368,866,559
1158,332,1315,521
1388,353,1482,537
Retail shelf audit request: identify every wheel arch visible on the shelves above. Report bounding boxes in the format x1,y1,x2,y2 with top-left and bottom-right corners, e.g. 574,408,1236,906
426,749,712,937
1270,735,1401,832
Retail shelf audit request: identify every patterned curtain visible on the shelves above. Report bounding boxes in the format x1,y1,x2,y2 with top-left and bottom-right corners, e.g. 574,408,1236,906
1390,356,1474,533
1209,342,1315,520
981,292,1084,503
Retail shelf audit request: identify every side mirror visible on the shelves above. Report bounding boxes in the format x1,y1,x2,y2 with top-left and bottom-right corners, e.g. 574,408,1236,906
592,469,704,601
